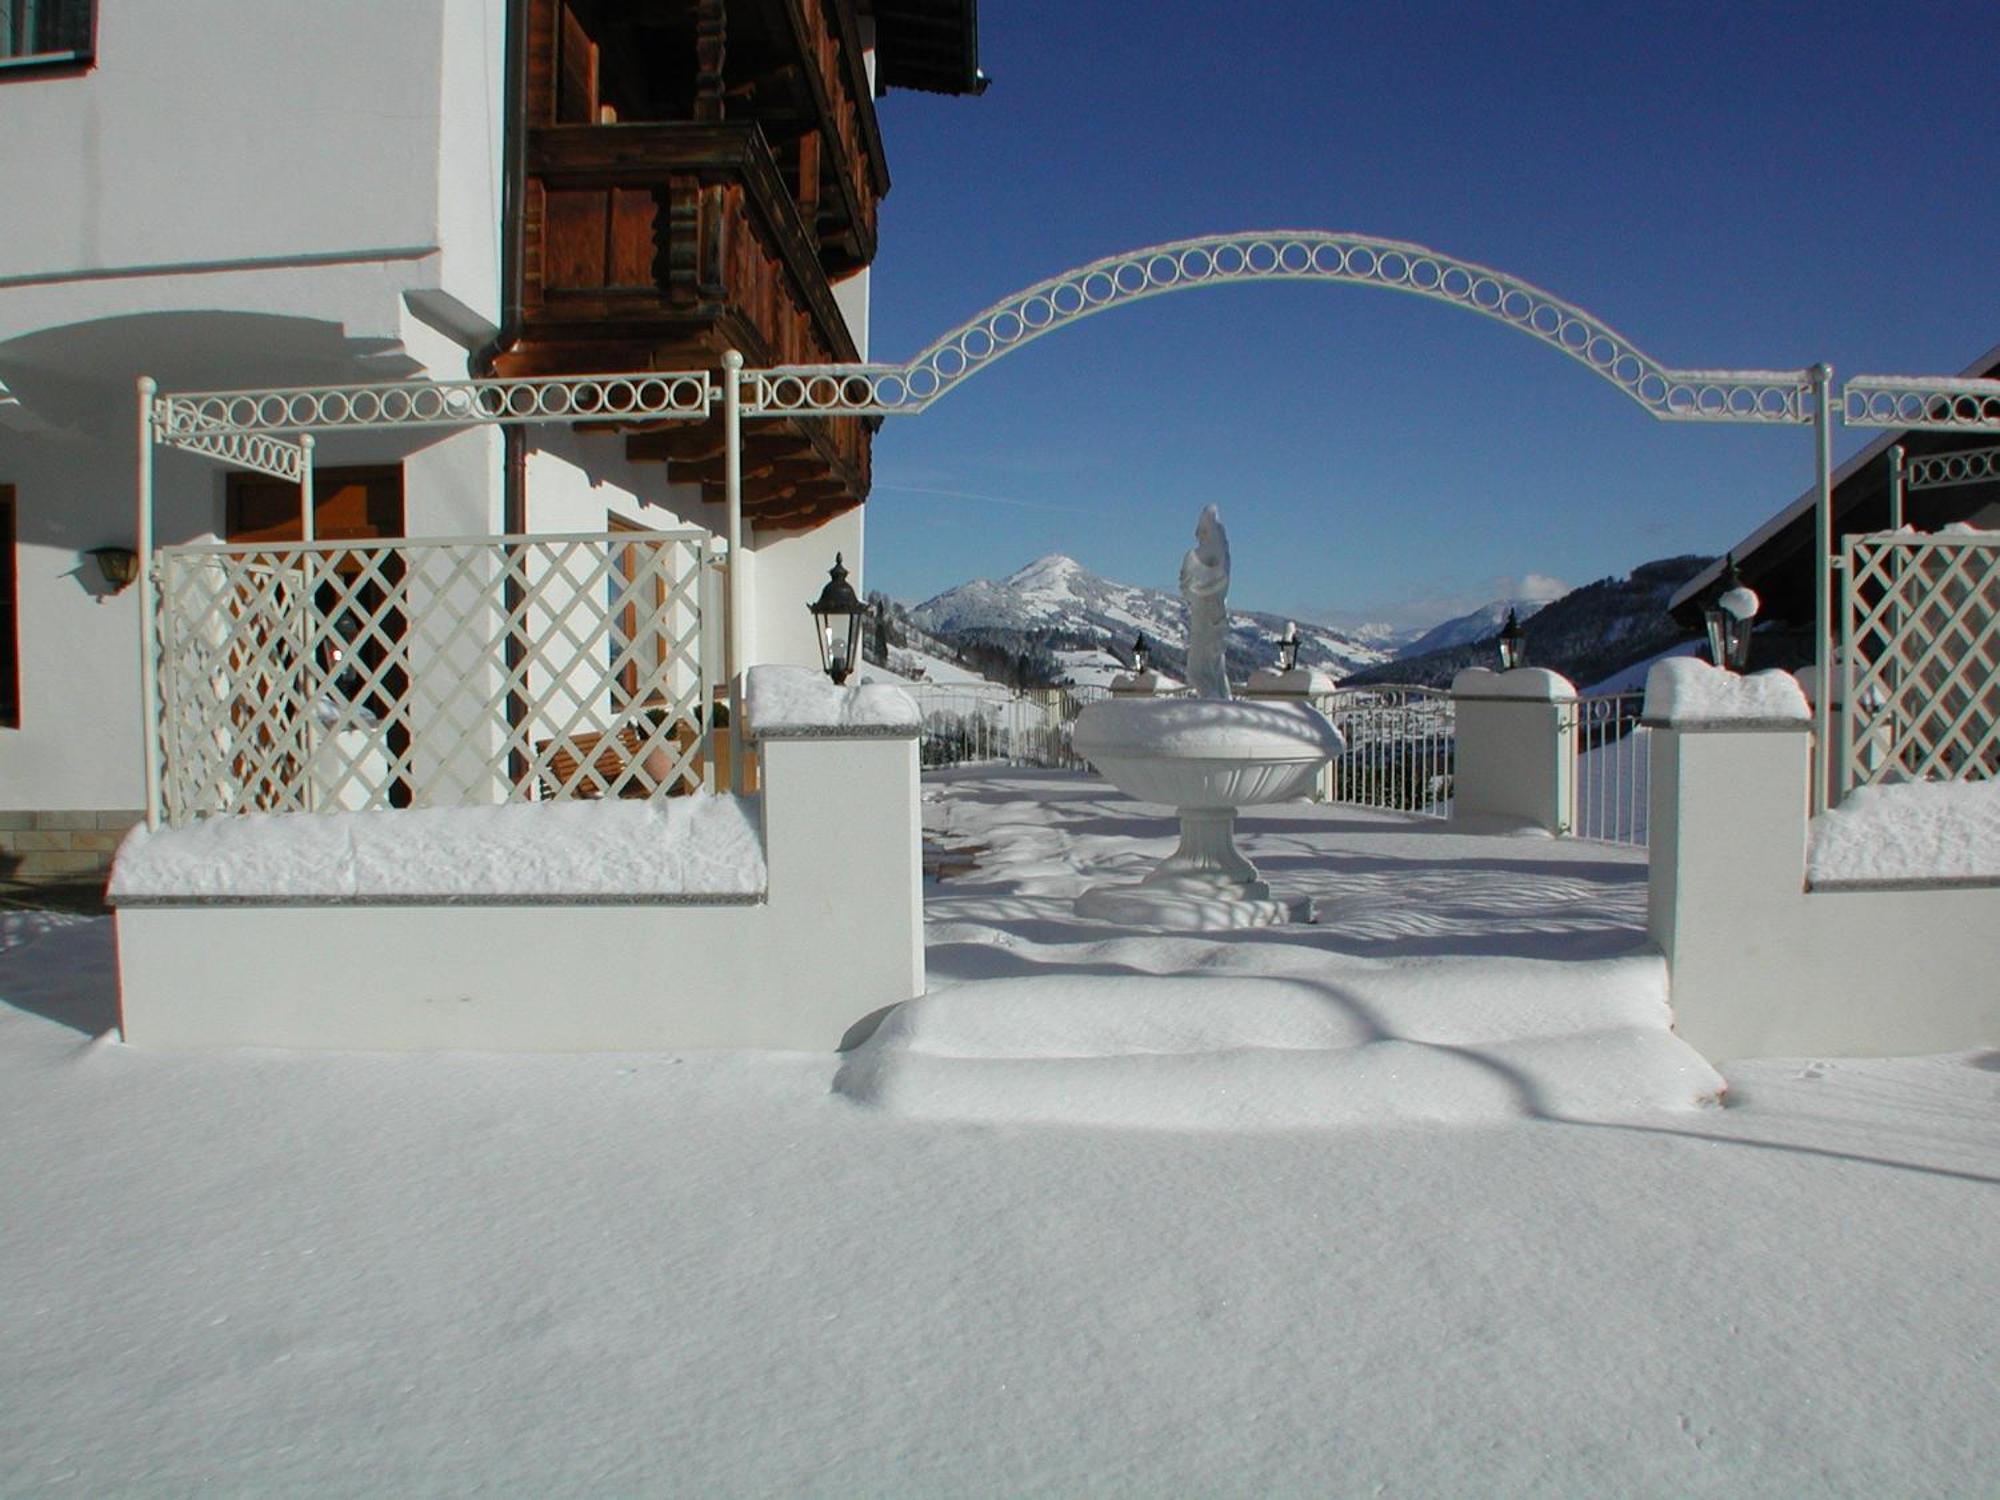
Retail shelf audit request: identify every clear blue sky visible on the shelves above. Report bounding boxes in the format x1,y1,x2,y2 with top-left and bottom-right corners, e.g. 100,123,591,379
860,1,1997,629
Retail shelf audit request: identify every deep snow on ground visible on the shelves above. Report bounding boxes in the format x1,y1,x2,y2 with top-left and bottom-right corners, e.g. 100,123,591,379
3,772,1997,1495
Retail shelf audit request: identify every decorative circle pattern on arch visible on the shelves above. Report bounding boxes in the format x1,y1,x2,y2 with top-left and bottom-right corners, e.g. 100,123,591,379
746,231,1817,424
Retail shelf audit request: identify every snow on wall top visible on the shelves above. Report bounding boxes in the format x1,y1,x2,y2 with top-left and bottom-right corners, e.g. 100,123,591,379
1809,779,2000,885
110,798,767,902
1643,658,1809,725
746,665,919,737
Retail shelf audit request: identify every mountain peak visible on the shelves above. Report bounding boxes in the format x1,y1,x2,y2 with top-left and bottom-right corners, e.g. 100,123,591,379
1006,553,1086,587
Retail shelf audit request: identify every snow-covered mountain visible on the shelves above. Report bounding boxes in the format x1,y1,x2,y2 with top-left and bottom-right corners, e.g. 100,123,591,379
1346,556,1713,690
1396,591,1564,659
907,554,1394,683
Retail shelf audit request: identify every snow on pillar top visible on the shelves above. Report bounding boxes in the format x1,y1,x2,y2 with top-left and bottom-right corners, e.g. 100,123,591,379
1640,657,1809,729
1450,667,1577,702
745,665,920,739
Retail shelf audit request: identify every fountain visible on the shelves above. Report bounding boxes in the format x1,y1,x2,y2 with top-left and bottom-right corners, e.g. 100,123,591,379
1072,506,1345,929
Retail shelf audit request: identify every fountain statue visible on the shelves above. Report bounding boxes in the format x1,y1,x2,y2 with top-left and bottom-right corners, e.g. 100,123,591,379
1180,504,1232,699
1071,508,1345,929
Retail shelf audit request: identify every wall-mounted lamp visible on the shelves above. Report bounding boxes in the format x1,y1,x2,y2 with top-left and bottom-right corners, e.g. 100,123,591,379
87,545,140,592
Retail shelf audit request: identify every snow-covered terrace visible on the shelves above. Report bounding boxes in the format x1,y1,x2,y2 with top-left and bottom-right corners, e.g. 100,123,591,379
5,767,1998,1491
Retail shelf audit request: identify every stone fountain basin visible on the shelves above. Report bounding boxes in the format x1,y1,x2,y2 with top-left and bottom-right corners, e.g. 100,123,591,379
1072,697,1345,808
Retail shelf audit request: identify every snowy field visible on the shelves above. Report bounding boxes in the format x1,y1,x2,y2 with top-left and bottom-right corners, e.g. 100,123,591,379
3,769,1997,1494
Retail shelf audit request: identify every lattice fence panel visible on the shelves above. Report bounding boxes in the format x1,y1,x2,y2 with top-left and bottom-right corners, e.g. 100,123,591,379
155,531,714,825
1842,531,2000,794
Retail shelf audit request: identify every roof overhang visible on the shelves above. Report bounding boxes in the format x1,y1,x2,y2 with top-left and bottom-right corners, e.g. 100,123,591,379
869,0,987,96
1669,338,2000,621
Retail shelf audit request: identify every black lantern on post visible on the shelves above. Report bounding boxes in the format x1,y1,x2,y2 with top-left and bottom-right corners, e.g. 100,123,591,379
1131,634,1150,673
1275,621,1301,674
1497,609,1527,671
808,553,867,685
1703,554,1759,672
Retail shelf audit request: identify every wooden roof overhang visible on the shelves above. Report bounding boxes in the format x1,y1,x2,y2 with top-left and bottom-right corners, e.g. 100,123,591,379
869,0,987,96
1668,343,2000,629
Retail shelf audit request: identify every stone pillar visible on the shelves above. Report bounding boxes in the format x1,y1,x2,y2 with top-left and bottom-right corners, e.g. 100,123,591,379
1241,666,1339,800
1449,667,1576,835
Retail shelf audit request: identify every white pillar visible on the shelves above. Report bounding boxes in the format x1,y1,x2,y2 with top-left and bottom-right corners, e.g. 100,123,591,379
1449,667,1576,835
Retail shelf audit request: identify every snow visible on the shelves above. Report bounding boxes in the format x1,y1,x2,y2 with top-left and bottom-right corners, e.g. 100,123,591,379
1718,584,1760,620
744,663,920,733
109,797,767,901
1452,665,1574,699
1582,638,1703,696
5,768,2000,1492
1644,657,1809,723
858,643,993,686
1809,778,2000,885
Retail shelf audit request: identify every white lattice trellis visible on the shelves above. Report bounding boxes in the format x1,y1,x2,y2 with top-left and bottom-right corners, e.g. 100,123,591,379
1839,530,2000,795
155,530,714,825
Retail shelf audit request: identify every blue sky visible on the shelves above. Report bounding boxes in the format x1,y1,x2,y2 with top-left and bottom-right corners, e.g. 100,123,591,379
860,1,1997,629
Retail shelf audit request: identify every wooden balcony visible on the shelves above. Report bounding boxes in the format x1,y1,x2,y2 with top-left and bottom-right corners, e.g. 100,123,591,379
494,1,895,530
498,119,873,530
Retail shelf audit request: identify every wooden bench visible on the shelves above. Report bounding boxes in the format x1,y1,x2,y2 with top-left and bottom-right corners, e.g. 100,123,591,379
534,722,697,801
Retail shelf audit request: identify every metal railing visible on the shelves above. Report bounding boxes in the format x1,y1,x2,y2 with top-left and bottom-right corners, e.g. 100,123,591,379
1313,685,1455,818
907,682,1109,770
1570,690,1650,847
153,529,715,825
1840,528,1999,795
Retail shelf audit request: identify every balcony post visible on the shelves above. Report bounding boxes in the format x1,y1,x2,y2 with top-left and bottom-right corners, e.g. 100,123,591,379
136,375,162,831
724,348,745,792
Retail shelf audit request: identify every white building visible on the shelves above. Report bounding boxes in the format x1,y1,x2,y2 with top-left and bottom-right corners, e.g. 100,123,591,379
0,0,983,879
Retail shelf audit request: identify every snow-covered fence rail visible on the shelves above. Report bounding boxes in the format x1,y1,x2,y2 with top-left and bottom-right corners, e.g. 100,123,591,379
1840,528,1999,798
1313,685,1455,818
1569,690,1650,847
152,530,713,825
907,683,1111,771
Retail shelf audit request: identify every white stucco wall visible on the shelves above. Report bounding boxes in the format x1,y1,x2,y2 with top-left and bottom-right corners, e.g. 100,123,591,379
748,508,866,670
1648,722,2000,1062
113,730,925,1051
0,0,500,340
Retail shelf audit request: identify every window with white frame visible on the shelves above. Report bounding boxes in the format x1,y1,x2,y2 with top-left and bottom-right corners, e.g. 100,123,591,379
1,0,93,69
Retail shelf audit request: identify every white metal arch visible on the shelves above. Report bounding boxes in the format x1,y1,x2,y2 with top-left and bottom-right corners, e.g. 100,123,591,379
746,230,1816,424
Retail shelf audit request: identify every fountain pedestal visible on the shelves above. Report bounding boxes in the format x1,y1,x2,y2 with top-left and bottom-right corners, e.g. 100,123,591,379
1071,697,1344,931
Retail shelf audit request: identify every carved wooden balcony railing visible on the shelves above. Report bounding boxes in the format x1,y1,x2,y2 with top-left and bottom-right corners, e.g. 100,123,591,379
518,121,856,367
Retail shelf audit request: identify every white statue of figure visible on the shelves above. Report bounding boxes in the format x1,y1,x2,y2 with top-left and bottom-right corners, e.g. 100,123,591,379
1180,504,1232,700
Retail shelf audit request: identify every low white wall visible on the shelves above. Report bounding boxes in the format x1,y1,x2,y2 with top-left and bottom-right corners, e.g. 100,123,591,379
1449,668,1575,835
1648,720,1999,1061
113,729,924,1052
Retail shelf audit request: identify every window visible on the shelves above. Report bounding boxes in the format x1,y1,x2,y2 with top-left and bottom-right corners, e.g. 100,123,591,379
0,487,17,726
1,0,93,70
607,513,666,712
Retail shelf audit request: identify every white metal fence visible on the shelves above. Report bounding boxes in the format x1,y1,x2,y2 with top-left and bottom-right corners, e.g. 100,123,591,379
907,683,1109,770
1569,690,1650,847
905,678,1657,845
153,529,715,825
1840,529,1999,796
1313,685,1455,819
